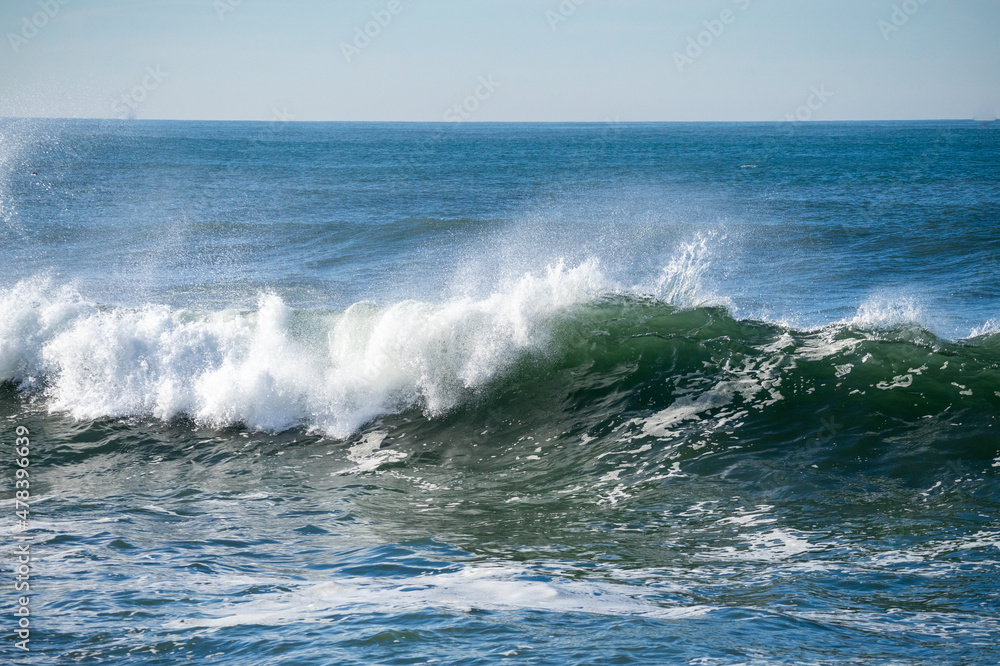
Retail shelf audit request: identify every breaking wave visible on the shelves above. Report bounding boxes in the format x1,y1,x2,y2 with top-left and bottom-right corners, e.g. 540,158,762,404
1,249,997,439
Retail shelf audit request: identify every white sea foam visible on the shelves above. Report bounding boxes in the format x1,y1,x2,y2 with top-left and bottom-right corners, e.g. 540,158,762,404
701,528,823,562
639,342,785,442
0,263,606,437
653,233,729,309
164,564,712,629
340,431,405,473
641,385,737,438
0,276,92,385
848,293,925,330
967,319,1000,339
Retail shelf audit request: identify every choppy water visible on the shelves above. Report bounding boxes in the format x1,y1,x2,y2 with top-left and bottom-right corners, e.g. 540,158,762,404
1,119,999,664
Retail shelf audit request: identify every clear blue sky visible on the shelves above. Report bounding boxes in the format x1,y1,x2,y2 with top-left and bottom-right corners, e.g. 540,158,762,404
1,0,998,121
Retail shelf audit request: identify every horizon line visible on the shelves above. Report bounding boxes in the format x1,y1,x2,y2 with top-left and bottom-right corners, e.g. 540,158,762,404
2,117,997,124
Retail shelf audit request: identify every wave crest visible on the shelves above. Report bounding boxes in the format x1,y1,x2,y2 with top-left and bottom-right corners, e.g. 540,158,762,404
0,263,604,436
2,247,996,439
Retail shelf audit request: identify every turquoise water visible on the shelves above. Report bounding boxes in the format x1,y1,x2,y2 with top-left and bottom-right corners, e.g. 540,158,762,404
1,120,999,664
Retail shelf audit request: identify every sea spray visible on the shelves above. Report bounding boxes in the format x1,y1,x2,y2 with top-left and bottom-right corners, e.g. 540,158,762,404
654,232,728,309
0,261,607,436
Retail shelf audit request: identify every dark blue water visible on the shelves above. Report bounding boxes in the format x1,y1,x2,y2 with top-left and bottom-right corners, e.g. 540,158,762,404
4,120,998,331
1,120,999,664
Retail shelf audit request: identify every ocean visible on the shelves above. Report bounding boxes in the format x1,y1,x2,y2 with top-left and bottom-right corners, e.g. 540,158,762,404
1,119,999,664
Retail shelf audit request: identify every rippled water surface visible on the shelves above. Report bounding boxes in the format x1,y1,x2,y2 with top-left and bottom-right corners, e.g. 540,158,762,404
1,120,999,664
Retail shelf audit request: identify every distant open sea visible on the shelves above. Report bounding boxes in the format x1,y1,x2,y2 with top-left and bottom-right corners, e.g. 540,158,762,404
1,119,999,664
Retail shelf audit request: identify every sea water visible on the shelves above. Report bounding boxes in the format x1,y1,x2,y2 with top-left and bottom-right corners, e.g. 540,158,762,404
1,119,998,664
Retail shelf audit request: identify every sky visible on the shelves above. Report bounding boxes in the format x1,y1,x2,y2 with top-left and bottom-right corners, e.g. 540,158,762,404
0,0,998,122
